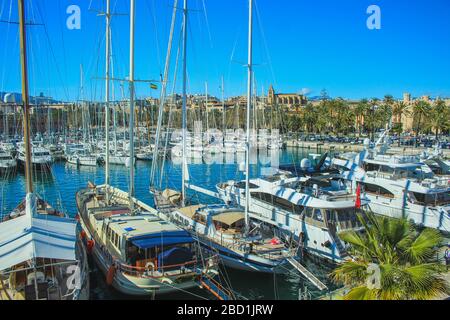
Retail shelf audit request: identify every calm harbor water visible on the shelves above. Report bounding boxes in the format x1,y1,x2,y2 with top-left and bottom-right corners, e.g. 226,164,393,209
0,147,340,300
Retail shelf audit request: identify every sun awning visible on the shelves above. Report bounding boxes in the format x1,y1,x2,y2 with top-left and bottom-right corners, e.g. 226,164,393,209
212,212,245,226
0,194,77,272
130,230,194,249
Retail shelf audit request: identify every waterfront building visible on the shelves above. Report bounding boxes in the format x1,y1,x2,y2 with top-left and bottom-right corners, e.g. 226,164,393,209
267,85,307,112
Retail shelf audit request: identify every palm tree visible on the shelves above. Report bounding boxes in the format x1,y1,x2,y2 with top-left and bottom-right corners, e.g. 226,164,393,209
392,101,410,145
427,100,449,140
367,98,380,141
412,100,431,146
354,99,369,137
332,213,449,300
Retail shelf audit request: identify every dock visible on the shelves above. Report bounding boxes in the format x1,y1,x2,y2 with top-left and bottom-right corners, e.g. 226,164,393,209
287,257,328,291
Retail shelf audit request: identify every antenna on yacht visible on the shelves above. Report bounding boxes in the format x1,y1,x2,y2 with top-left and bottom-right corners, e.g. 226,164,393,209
181,0,188,207
18,0,33,194
244,0,253,231
128,0,136,210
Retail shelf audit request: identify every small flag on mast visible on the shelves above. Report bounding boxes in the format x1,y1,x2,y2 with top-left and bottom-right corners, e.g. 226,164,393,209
355,184,361,209
150,83,158,90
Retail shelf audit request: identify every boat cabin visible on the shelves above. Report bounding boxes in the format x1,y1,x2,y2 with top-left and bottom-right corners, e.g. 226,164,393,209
101,215,195,272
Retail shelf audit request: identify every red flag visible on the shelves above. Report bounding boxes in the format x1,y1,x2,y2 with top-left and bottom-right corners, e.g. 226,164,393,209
355,184,361,209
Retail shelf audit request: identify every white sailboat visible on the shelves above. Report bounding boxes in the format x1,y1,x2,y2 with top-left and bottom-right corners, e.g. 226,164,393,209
0,0,89,300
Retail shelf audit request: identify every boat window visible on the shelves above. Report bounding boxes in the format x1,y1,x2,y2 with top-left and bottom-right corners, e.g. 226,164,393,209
313,209,324,222
412,192,450,206
305,207,313,218
362,183,394,198
235,182,258,189
251,192,304,215
335,209,362,230
364,163,381,172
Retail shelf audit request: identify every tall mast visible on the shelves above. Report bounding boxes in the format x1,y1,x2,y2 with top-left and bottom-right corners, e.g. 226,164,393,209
222,76,225,147
18,0,33,194
149,0,178,188
181,0,188,207
244,0,253,229
128,0,136,206
205,82,208,131
104,0,111,192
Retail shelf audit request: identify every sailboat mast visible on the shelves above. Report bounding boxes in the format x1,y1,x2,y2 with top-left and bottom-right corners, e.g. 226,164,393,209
222,76,225,147
244,0,253,229
205,82,208,131
128,0,136,204
149,0,178,188
181,0,188,206
18,0,33,194
104,0,111,194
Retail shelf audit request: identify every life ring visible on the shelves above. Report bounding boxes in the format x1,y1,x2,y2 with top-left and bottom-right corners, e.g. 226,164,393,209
160,277,173,285
106,264,116,286
80,230,86,239
145,262,155,275
87,239,95,254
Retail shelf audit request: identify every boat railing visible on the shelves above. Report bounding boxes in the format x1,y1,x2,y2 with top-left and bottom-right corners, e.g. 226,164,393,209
116,260,199,279
91,233,201,279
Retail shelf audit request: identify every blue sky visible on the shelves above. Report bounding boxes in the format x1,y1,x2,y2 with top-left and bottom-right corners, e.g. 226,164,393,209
0,0,449,101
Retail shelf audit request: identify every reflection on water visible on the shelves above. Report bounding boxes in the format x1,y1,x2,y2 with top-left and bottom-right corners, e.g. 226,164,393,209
0,147,339,300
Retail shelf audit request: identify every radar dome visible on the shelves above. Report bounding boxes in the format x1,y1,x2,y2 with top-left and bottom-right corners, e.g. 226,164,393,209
3,93,15,103
300,158,311,170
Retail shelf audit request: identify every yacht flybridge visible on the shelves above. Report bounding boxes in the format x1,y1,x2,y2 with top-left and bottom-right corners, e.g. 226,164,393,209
332,136,450,232
216,162,365,262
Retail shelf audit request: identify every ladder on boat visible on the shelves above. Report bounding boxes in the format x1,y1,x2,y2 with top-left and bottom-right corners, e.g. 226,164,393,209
287,257,328,291
197,274,235,301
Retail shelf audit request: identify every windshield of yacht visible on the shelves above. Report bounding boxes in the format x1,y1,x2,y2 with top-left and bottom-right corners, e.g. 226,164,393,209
326,208,362,230
411,191,450,207
34,152,50,157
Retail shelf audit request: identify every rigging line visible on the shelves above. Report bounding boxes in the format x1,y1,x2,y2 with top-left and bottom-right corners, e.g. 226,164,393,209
34,2,70,101
56,0,69,100
148,0,162,73
150,0,178,188
0,0,5,18
159,26,183,189
0,0,13,93
200,0,212,49
254,0,277,88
